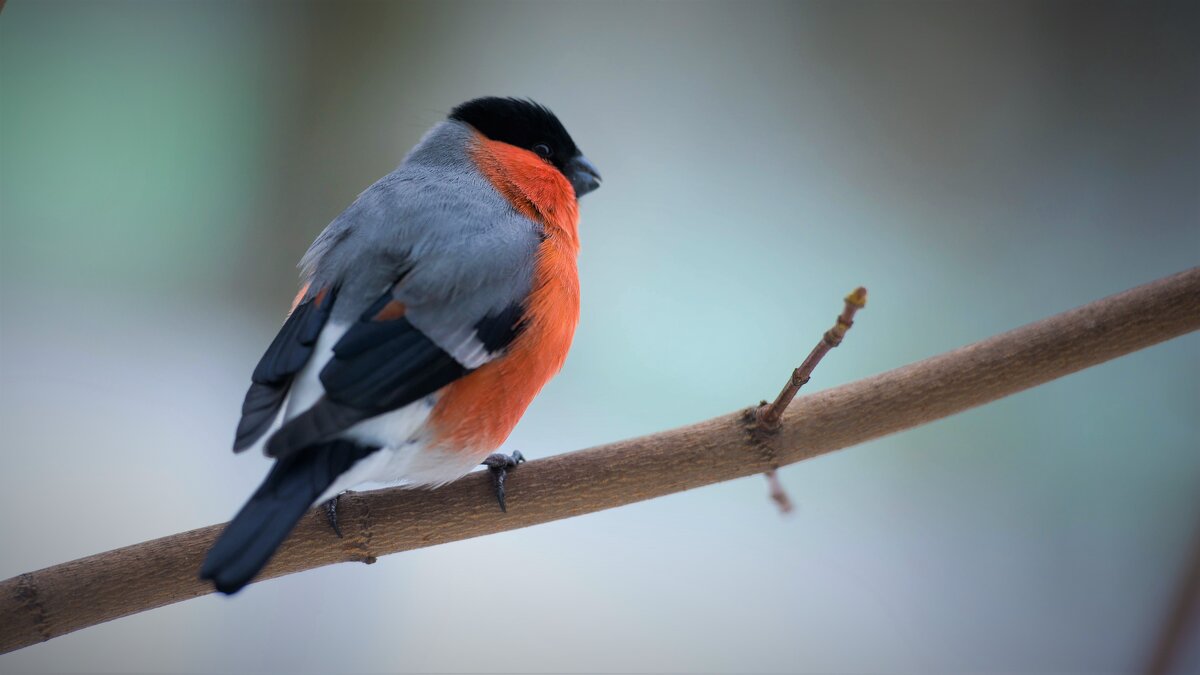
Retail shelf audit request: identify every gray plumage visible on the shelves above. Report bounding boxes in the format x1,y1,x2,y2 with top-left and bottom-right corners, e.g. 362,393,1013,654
300,121,541,328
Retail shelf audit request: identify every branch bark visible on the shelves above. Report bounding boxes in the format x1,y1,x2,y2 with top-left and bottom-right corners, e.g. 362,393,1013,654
3,267,1198,654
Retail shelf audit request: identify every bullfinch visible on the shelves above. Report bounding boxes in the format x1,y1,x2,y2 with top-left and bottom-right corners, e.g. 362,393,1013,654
200,97,600,594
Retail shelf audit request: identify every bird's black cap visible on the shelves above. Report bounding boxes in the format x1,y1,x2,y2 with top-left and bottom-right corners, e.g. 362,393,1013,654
450,97,600,196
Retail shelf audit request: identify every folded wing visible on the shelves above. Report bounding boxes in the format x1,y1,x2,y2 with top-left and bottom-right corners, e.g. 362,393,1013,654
264,284,529,458
232,288,336,452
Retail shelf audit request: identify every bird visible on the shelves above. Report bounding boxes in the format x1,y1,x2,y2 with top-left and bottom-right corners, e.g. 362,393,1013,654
200,97,600,594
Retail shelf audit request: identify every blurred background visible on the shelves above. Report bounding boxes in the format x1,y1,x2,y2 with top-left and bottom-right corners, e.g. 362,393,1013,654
2,1,1198,672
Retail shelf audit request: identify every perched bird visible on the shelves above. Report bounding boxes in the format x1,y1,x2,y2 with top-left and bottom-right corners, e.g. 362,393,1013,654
200,97,600,594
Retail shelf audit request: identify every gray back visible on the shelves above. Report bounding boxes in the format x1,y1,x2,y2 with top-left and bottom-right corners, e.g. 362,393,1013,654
299,121,542,349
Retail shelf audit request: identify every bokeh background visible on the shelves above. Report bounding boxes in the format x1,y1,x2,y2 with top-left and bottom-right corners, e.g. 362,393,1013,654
2,1,1198,672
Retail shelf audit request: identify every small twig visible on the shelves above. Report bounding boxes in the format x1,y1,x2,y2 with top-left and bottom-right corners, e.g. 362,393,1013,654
756,287,868,430
1145,507,1200,675
755,287,868,511
764,470,794,514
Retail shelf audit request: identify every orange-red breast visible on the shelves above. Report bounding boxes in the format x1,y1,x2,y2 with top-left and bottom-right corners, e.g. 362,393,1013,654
201,97,600,594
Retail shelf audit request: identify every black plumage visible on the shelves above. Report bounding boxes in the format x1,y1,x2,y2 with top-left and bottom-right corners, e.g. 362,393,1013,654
264,311,466,458
473,302,527,353
200,439,379,594
233,290,335,452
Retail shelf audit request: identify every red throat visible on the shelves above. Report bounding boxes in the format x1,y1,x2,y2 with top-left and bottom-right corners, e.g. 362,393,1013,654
469,137,581,249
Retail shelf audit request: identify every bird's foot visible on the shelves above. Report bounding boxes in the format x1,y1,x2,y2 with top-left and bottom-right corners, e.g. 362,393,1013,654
481,450,525,512
322,493,344,538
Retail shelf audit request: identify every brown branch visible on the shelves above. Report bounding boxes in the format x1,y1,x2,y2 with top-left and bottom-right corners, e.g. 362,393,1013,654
2,267,1198,654
754,287,868,512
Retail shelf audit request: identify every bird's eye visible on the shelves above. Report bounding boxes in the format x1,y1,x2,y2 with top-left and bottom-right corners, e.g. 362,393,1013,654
533,143,553,158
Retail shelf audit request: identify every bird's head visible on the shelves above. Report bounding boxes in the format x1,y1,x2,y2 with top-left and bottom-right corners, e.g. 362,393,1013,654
449,97,601,198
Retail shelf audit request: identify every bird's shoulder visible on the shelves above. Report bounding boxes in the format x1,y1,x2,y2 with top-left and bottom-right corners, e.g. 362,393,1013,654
302,158,545,316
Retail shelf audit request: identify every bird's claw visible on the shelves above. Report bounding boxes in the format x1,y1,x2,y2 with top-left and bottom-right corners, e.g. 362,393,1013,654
482,450,525,512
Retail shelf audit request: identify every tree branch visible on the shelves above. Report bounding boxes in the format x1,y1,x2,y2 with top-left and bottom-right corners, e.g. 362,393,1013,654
754,286,868,512
2,267,1198,654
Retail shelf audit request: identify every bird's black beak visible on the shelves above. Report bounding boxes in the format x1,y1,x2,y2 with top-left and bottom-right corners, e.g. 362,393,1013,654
568,154,602,197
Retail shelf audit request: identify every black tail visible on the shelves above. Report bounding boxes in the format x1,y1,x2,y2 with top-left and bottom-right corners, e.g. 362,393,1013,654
200,439,378,594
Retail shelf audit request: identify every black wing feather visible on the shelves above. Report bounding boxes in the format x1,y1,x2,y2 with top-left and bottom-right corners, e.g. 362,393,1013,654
473,302,526,352
263,288,529,459
232,290,335,452
325,318,466,409
265,314,466,458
